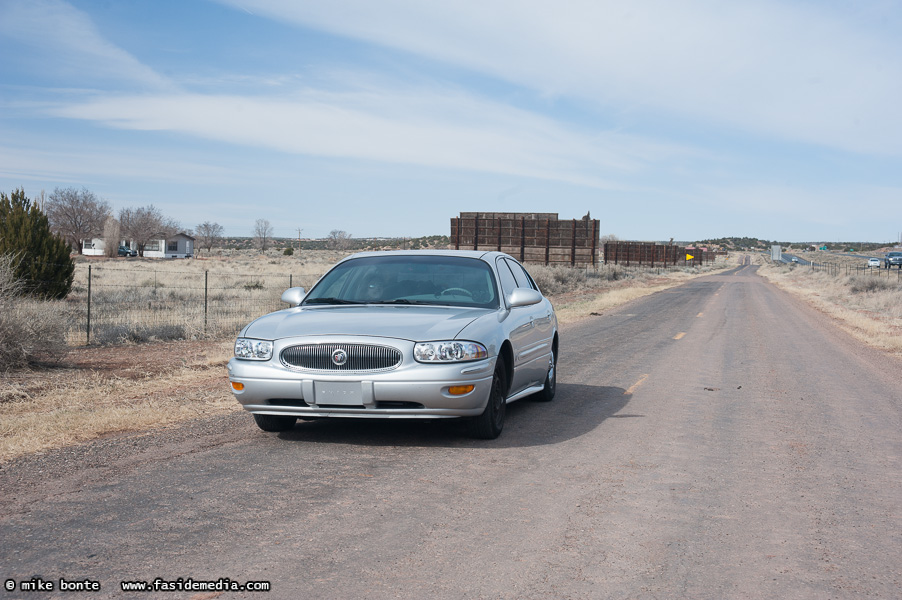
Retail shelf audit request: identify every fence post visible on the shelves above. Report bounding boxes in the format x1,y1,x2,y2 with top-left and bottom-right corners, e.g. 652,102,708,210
570,219,577,266
591,220,598,266
544,220,550,265
519,217,526,262
204,270,208,334
86,264,92,345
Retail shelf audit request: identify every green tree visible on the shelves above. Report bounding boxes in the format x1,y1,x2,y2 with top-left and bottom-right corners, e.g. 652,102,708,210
0,188,75,299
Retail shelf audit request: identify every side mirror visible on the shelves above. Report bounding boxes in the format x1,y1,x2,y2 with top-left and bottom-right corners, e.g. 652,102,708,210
508,288,542,308
281,287,306,306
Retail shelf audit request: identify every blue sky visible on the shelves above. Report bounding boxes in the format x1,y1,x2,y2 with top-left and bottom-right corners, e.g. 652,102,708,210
2,0,901,243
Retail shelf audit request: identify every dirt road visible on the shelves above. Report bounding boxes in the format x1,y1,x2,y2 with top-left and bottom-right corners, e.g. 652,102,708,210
2,264,900,598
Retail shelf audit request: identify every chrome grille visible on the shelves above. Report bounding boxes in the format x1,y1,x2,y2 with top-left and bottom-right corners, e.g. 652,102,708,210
280,343,402,372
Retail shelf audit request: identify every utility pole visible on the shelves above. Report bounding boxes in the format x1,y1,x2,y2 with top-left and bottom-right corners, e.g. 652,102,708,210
297,228,303,253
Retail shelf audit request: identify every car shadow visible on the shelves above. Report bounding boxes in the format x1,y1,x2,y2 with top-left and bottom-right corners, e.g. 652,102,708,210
275,383,633,448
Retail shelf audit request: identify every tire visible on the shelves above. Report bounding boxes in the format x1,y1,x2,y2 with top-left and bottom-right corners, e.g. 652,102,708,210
253,414,297,432
468,362,507,439
534,347,557,402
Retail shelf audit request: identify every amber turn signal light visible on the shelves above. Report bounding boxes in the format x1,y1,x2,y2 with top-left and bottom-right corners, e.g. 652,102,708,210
231,381,245,391
447,385,475,396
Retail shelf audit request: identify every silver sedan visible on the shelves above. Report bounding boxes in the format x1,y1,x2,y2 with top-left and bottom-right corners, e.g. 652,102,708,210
228,250,559,439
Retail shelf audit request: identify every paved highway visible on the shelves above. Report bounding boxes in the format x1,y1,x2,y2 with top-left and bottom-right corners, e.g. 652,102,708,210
2,263,901,598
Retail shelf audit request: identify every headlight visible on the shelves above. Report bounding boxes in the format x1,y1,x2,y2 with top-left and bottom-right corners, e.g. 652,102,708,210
414,341,488,363
234,338,273,360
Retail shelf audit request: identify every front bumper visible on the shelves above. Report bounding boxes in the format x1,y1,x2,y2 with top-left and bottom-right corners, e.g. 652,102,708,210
227,339,496,419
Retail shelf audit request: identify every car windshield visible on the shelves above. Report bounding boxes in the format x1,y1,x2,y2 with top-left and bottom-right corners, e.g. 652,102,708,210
303,255,500,309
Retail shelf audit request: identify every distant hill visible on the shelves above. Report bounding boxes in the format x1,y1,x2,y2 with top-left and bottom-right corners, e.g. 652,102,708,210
694,237,892,252
221,235,452,252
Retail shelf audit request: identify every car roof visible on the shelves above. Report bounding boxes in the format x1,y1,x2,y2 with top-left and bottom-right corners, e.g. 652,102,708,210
342,249,516,262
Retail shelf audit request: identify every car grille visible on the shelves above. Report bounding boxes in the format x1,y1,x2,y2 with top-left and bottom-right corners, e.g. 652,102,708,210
280,343,402,372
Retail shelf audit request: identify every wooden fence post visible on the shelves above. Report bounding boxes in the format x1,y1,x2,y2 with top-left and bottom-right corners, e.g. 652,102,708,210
545,220,551,265
591,220,598,266
570,219,577,266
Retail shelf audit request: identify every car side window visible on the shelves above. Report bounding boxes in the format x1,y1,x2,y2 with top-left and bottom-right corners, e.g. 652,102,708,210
505,259,537,291
496,258,518,301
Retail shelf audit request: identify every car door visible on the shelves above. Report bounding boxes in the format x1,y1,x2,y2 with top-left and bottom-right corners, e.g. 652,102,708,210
496,257,549,395
506,258,555,350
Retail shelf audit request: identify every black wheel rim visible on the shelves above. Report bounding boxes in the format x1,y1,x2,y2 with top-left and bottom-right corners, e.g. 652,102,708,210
492,371,505,430
547,349,556,394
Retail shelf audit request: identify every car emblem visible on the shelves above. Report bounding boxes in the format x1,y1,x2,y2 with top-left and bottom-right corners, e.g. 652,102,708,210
331,348,348,366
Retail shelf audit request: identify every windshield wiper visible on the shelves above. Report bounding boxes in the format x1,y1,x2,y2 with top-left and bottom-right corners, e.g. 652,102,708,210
303,297,363,305
372,299,448,305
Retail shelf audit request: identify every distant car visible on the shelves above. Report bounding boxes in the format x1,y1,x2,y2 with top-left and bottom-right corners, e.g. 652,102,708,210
228,250,559,439
117,246,137,257
791,257,799,263
885,252,902,269
867,258,881,268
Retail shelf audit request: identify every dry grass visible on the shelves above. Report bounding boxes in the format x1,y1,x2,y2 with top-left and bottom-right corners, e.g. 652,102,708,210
67,249,346,345
756,255,902,355
0,252,733,463
0,341,236,462
0,255,71,369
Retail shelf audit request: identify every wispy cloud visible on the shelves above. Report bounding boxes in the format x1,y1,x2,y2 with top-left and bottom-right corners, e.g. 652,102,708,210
0,144,238,187
215,0,902,156
0,0,171,90
47,83,701,189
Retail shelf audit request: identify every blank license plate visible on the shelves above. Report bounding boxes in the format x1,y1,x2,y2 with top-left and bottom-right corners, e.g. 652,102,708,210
314,382,363,405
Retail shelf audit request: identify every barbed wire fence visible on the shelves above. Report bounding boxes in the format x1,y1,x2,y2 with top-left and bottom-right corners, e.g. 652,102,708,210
62,264,322,345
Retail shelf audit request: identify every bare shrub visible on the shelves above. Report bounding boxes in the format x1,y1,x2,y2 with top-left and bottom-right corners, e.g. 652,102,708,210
90,323,191,346
102,216,121,258
594,264,627,281
848,275,900,294
0,254,70,371
529,263,659,295
529,265,588,295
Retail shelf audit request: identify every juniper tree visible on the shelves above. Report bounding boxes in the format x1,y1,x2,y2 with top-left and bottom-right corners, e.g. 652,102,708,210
0,188,75,299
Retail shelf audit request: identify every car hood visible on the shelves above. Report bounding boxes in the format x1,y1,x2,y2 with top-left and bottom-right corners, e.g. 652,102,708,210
242,304,496,342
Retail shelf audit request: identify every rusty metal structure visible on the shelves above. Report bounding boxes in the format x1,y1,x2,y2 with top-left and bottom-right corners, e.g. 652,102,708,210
450,212,599,266
602,241,717,267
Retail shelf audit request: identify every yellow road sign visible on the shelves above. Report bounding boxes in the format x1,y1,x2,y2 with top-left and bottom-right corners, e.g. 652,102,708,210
686,253,694,261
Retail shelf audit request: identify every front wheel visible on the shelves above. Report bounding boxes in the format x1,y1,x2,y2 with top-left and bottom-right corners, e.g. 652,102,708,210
468,362,507,439
253,414,297,432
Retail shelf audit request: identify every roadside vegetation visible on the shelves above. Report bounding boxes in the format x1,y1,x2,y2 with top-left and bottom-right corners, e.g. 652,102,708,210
0,255,71,371
695,236,896,253
756,254,902,355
